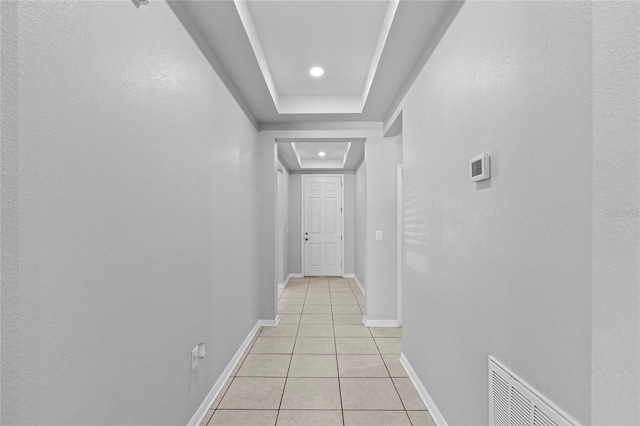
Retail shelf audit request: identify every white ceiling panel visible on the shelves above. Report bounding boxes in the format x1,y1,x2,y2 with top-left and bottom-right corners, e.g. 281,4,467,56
278,139,365,171
168,0,464,124
247,0,388,97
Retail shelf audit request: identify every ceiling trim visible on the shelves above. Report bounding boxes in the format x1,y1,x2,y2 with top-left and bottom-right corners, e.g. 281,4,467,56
234,0,399,115
341,143,353,168
234,0,281,111
362,0,399,105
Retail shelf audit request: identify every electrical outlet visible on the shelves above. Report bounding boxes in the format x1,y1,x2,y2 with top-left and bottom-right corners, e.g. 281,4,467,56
375,230,383,241
191,346,198,371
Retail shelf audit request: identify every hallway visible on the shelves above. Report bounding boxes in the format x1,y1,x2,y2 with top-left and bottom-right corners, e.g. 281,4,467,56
199,277,433,426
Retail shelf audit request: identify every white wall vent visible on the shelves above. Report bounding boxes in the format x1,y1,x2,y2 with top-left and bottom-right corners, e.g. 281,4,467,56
489,356,578,426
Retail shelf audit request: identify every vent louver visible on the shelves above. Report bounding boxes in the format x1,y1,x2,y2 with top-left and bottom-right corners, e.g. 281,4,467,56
489,357,577,426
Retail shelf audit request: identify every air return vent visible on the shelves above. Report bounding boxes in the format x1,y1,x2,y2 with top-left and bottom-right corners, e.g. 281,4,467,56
489,357,577,426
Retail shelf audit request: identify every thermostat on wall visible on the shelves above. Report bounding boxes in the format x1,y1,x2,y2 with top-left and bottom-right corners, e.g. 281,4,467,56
470,153,490,182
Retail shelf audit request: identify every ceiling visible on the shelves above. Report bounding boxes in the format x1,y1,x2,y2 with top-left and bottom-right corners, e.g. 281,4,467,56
277,139,366,171
169,0,463,125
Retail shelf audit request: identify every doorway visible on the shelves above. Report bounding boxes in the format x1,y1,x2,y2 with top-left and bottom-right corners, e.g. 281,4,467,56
302,175,344,276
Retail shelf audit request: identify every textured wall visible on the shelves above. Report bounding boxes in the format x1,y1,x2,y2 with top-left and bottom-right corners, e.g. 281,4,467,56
364,137,402,320
397,1,593,423
591,2,640,424
355,163,367,289
1,1,260,424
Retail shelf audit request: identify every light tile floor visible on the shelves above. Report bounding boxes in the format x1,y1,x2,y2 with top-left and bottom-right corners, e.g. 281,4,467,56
200,277,435,426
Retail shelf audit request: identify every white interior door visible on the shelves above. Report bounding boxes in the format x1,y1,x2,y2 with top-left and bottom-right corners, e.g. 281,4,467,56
304,176,343,276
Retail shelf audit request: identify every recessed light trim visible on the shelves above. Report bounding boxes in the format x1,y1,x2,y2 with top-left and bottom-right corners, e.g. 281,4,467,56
318,152,326,157
309,67,324,77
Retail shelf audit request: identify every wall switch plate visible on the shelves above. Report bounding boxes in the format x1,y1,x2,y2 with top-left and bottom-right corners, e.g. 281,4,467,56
191,346,198,371
376,230,383,241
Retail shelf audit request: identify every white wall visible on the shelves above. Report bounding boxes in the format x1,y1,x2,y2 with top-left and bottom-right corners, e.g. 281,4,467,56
363,137,402,320
1,1,260,424
591,2,640,424
276,163,289,284
354,163,367,289
288,172,355,276
395,2,593,424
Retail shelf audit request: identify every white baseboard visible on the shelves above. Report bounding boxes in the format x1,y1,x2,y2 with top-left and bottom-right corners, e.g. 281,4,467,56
399,353,448,426
279,273,303,289
187,321,261,426
362,316,399,328
342,274,355,278
350,275,365,296
258,316,280,327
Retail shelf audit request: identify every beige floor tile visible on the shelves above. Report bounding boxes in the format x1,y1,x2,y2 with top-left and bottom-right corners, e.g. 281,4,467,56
343,410,411,426
278,304,303,314
330,287,353,293
332,305,362,314
334,325,372,337
210,410,278,426
283,287,307,293
231,353,247,376
297,324,335,337
278,314,301,324
199,410,214,426
236,354,291,377
278,298,305,305
307,288,330,293
407,411,436,426
331,293,358,306
375,338,402,354
218,377,285,409
288,354,338,377
303,305,332,314
332,298,358,306
280,378,341,409
210,377,233,410
300,314,334,325
382,355,408,377
336,338,379,354
340,378,404,410
276,410,343,426
244,336,258,354
305,297,331,306
393,378,427,410
250,337,295,354
369,327,402,338
338,355,389,377
333,313,363,324
260,325,299,337
294,337,336,354
308,283,329,288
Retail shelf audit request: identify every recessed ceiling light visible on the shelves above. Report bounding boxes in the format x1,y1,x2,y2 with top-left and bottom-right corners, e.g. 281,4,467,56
318,152,326,157
309,67,324,77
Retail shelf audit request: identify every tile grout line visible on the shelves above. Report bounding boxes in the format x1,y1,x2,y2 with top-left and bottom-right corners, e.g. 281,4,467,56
329,277,346,426
275,276,308,424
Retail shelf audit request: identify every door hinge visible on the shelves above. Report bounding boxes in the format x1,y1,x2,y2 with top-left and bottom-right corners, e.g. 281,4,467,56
341,235,343,241
341,208,343,214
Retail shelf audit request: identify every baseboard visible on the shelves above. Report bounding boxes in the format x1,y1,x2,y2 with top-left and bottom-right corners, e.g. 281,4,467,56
187,321,261,426
258,316,280,327
342,274,355,278
279,273,303,290
362,316,399,328
351,275,365,296
399,353,448,426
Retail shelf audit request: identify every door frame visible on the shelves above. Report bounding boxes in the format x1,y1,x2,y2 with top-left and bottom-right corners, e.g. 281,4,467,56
301,174,345,277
